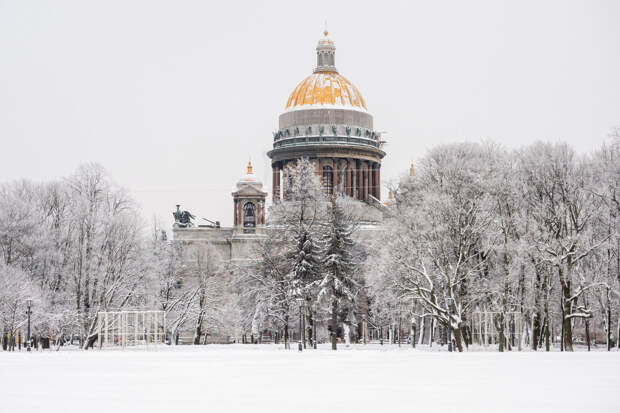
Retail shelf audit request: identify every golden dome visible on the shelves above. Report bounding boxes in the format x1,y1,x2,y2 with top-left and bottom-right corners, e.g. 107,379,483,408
285,71,367,111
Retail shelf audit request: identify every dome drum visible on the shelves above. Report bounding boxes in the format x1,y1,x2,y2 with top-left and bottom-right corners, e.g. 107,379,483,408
279,108,373,130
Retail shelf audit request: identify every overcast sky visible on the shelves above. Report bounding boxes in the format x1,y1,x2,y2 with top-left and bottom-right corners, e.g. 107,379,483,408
1,0,619,230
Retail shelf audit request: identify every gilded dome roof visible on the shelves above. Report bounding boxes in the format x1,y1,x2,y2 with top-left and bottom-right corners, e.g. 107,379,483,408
285,71,367,111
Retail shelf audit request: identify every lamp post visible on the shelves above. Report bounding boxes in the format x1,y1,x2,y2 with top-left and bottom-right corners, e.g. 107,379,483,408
25,298,32,352
296,297,304,352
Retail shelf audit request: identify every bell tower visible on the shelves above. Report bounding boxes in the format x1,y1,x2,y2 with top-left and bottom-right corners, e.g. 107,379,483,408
232,161,267,234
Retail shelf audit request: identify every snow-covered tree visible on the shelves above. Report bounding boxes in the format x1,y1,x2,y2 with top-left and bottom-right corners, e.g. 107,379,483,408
271,158,326,346
0,263,39,350
271,158,325,299
519,143,606,351
318,196,360,350
237,235,294,347
189,244,226,344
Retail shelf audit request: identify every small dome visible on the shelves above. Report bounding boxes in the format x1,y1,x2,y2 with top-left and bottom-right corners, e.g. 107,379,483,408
285,71,367,111
235,161,263,190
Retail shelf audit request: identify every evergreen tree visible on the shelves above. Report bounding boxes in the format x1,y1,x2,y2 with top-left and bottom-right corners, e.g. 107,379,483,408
272,158,326,346
318,197,359,350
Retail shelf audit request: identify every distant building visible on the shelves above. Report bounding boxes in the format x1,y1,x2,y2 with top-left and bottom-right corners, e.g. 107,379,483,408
173,30,393,261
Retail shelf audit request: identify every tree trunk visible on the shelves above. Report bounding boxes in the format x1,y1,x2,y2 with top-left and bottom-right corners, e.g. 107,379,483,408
560,304,564,351
531,262,542,350
583,293,591,351
499,312,505,352
307,311,314,348
543,273,551,351
617,236,620,349
302,310,307,349
617,313,620,350
193,314,203,345
558,266,570,351
453,326,464,352
418,316,425,345
606,286,612,352
562,314,573,352
284,318,289,350
532,311,540,351
560,262,574,352
331,300,338,350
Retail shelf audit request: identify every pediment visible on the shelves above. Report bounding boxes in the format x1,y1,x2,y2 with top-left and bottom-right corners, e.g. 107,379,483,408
232,184,267,197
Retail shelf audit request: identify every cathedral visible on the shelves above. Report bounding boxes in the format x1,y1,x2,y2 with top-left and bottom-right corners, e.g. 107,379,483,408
173,30,391,260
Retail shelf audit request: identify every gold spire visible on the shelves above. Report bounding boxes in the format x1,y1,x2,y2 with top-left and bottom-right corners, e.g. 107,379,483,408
388,188,393,199
409,162,415,176
247,160,253,175
323,20,328,37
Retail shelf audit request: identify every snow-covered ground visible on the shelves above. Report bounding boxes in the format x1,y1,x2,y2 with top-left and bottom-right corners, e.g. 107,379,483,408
1,344,619,412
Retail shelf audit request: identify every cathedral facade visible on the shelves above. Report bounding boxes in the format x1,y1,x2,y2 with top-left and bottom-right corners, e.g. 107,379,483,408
173,31,389,260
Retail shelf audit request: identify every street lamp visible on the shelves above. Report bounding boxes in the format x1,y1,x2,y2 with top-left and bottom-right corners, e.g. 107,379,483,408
25,298,32,352
296,297,304,352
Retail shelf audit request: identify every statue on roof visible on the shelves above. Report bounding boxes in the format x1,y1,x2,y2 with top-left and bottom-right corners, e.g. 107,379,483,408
173,204,195,228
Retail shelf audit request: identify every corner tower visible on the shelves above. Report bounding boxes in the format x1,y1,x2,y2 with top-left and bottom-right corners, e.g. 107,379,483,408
268,30,386,203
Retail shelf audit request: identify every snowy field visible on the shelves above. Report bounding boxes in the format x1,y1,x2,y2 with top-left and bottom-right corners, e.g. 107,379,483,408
1,344,619,413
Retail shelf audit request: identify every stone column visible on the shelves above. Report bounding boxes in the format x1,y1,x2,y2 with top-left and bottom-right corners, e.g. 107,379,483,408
363,162,369,200
272,165,277,203
235,199,241,225
345,161,351,197
338,159,346,194
281,163,286,201
369,163,375,199
372,163,378,198
357,160,363,200
376,164,381,200
274,163,281,203
233,199,237,226
332,159,338,196
256,200,261,225
349,160,355,198
261,200,265,224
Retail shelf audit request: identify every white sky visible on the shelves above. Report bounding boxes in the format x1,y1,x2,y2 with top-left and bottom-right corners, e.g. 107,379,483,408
1,0,619,230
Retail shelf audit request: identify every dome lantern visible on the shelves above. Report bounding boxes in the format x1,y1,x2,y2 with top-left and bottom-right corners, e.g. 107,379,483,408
315,29,337,73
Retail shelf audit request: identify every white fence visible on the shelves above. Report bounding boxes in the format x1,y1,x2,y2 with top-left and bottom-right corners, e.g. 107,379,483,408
97,310,165,348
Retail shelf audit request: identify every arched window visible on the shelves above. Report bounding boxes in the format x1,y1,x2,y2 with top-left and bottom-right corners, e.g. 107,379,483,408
243,202,256,228
322,166,333,195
